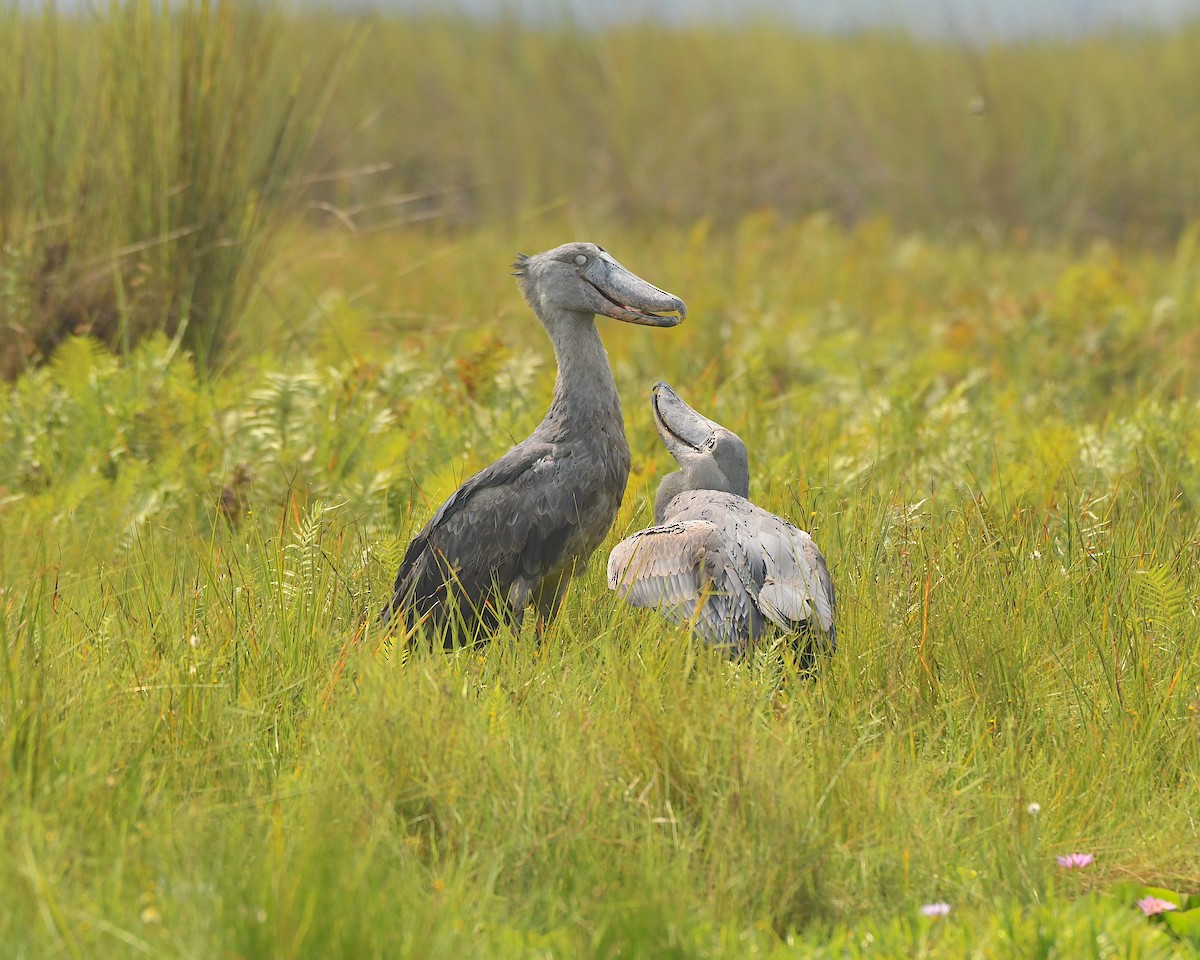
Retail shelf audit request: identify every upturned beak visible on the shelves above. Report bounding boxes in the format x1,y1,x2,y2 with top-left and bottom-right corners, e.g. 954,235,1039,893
651,381,720,458
580,254,686,327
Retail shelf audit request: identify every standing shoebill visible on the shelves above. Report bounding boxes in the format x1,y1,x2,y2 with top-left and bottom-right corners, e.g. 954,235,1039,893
607,382,836,664
382,243,685,643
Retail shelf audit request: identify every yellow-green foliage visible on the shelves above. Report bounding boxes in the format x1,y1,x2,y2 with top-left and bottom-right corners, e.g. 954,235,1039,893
2,217,1200,956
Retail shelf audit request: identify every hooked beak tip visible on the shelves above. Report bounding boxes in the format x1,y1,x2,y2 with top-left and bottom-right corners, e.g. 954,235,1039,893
649,300,686,324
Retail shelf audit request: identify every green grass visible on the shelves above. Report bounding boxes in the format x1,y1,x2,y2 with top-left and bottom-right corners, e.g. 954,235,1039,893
2,217,1200,956
4,4,1200,955
6,5,1200,376
307,14,1200,239
0,1,348,376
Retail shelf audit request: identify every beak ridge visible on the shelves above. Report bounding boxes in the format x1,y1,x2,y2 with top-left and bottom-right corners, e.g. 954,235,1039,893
583,257,686,327
652,381,719,451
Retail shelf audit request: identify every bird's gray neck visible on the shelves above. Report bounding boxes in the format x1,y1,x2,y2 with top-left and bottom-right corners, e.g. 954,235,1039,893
653,471,687,523
653,461,748,523
538,307,623,436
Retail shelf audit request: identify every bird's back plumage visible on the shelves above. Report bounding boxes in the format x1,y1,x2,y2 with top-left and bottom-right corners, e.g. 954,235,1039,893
385,434,626,642
608,490,836,659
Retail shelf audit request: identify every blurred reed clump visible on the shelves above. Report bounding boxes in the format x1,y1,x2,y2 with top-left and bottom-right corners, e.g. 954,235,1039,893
0,1,348,377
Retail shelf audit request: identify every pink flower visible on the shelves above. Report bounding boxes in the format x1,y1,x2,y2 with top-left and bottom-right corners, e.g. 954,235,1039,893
920,902,951,918
1055,853,1094,869
1137,896,1178,916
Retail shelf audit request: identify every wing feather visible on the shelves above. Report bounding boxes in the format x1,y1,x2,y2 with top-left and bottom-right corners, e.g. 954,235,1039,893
750,518,837,645
607,520,710,605
384,442,589,637
607,520,756,647
610,491,836,654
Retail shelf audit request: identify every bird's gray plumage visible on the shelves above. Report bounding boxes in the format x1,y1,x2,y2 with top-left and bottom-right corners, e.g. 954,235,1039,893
607,382,835,663
383,243,685,644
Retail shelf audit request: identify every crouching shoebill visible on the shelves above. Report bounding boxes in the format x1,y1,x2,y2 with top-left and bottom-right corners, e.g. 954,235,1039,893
382,243,685,645
607,381,836,665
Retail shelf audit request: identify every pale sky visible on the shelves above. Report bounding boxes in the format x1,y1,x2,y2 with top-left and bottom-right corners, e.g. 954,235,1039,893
337,0,1200,39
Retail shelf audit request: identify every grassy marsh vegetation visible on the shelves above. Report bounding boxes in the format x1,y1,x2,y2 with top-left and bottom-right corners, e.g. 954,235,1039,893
3,3,1200,957
5,5,1200,375
308,15,1200,238
0,1,346,375
5,220,1200,956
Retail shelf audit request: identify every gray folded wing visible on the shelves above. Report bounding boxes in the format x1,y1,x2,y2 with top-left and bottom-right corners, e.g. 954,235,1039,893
752,521,836,643
386,442,586,633
607,519,762,647
607,502,836,650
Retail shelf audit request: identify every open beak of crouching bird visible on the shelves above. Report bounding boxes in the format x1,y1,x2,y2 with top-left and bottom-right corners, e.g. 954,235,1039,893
607,381,836,668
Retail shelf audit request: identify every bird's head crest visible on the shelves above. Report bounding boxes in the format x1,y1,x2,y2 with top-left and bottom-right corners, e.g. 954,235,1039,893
511,253,530,279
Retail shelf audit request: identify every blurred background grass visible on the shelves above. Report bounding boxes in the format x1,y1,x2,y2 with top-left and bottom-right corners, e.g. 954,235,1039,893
3,2,1200,373
307,13,1200,238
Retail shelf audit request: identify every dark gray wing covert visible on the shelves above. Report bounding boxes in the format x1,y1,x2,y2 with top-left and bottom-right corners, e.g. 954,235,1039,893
383,442,583,635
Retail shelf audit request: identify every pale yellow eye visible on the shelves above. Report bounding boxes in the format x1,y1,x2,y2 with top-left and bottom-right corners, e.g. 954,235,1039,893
574,255,587,266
